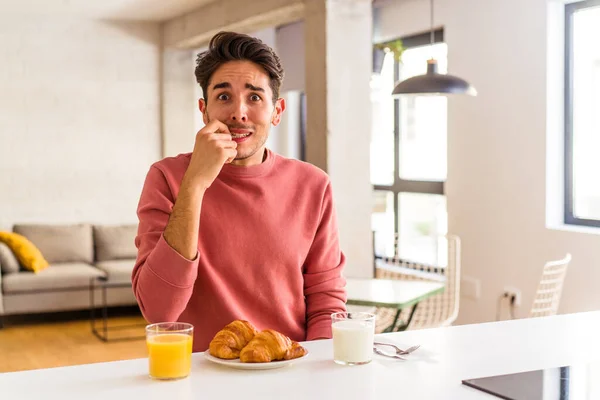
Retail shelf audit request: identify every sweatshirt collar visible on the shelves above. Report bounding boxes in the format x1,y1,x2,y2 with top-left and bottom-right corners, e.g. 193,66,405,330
219,148,275,178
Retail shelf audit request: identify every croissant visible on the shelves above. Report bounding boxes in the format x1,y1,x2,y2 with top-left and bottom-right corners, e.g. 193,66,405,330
209,320,259,359
239,329,308,363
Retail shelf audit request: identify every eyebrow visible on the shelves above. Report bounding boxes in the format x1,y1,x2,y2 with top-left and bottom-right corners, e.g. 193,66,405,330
246,83,265,92
211,82,265,93
212,82,231,90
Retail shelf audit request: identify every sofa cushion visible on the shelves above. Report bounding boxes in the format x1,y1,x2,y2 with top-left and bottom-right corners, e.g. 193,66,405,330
95,260,134,284
13,224,94,264
0,241,21,274
93,224,137,262
0,232,49,273
2,262,105,293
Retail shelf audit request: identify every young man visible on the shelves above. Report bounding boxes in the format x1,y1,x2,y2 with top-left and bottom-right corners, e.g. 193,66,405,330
132,31,347,352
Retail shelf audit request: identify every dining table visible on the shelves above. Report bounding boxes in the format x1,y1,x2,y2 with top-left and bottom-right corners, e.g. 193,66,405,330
345,275,445,331
2,311,600,399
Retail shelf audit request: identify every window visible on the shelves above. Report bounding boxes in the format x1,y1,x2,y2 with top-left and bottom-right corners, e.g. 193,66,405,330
371,30,448,266
565,0,600,227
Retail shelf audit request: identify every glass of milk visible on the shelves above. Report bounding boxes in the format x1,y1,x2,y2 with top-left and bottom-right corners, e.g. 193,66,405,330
331,312,376,365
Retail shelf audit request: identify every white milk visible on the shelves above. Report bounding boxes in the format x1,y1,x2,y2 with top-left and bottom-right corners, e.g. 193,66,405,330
332,320,375,364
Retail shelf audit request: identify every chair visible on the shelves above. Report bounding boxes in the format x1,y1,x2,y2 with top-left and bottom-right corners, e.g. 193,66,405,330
529,253,572,318
374,234,461,332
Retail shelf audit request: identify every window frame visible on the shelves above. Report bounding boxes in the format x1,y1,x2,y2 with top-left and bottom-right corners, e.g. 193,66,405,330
564,0,600,228
372,29,446,255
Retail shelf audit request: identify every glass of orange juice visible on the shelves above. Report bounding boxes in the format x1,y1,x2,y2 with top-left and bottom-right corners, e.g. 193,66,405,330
146,322,194,380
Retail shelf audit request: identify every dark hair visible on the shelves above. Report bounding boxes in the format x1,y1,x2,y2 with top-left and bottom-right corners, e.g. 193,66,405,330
195,31,284,105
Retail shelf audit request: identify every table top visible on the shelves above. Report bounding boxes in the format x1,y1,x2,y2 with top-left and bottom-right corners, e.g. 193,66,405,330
345,277,445,308
90,276,132,288
3,311,600,399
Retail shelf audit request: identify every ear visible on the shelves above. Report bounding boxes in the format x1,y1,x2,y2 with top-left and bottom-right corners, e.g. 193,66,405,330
271,98,286,126
199,98,209,125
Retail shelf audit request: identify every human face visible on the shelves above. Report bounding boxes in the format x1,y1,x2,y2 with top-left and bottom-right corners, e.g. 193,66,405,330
199,60,285,166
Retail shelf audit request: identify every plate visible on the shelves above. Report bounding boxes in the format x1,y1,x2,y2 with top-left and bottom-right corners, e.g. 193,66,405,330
203,350,309,370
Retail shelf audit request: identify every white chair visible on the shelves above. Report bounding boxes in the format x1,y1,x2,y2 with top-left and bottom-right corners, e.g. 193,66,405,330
374,234,461,332
529,253,572,318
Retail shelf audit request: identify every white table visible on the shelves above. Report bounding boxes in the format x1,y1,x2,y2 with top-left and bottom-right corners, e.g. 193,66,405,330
2,311,600,399
346,277,445,331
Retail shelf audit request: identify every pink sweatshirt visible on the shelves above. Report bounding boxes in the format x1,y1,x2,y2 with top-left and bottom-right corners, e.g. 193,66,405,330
132,149,347,352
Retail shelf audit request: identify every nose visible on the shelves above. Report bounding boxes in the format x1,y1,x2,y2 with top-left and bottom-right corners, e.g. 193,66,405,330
230,98,248,123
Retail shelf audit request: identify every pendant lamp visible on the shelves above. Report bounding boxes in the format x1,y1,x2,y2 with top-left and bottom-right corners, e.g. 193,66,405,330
391,0,477,96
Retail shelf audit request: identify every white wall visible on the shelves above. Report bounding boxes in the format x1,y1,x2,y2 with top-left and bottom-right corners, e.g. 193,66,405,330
276,21,305,92
0,16,162,229
270,22,305,160
377,0,600,324
273,91,302,160
164,47,197,157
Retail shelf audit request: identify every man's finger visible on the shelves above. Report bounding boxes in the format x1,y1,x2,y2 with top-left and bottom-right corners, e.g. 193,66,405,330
218,139,237,149
208,133,234,142
203,120,230,134
225,149,238,164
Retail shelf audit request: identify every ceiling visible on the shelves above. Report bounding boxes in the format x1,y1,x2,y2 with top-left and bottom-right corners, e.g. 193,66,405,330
0,0,221,21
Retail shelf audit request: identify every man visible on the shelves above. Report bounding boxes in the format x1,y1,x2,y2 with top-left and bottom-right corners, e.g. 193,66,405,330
132,31,347,352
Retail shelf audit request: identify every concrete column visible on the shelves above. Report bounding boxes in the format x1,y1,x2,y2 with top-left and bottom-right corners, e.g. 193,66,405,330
304,0,373,278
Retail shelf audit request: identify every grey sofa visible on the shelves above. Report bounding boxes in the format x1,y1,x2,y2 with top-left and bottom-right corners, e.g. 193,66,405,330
0,223,139,326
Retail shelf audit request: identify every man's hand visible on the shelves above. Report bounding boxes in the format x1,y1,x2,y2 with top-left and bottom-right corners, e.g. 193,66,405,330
183,120,237,191
163,120,236,260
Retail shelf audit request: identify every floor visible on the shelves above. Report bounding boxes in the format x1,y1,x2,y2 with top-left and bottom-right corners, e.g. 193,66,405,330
0,307,148,373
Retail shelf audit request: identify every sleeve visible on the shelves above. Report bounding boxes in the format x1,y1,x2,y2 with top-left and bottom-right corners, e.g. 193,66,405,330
131,165,199,323
303,181,347,340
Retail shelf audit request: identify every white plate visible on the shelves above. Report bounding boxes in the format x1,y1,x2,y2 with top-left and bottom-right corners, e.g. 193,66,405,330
203,350,309,370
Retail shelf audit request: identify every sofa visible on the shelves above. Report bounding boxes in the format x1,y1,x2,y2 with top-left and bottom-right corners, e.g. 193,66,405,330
0,223,140,325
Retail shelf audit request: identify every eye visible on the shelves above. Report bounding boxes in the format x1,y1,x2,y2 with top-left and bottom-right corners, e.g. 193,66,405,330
217,93,229,101
250,94,261,102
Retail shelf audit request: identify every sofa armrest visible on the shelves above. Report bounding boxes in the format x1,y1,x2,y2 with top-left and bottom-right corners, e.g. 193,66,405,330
0,242,16,316
0,242,20,275
0,270,4,316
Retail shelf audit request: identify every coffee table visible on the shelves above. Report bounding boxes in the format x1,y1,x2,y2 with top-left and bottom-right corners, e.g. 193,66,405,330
89,276,146,342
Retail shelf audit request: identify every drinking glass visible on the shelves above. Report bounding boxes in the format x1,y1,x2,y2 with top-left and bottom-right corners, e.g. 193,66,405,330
146,322,194,380
331,312,376,365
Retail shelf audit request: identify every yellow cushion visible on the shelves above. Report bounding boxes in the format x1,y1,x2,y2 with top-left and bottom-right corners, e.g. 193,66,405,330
0,232,49,273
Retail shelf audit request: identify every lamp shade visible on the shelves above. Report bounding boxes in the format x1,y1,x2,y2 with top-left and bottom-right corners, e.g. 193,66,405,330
392,59,477,96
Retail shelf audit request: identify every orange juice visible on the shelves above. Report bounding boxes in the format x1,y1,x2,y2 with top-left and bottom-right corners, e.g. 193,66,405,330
147,333,193,380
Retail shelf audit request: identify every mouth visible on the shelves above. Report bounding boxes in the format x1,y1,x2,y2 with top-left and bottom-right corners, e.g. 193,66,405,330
230,128,253,142
231,132,252,139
